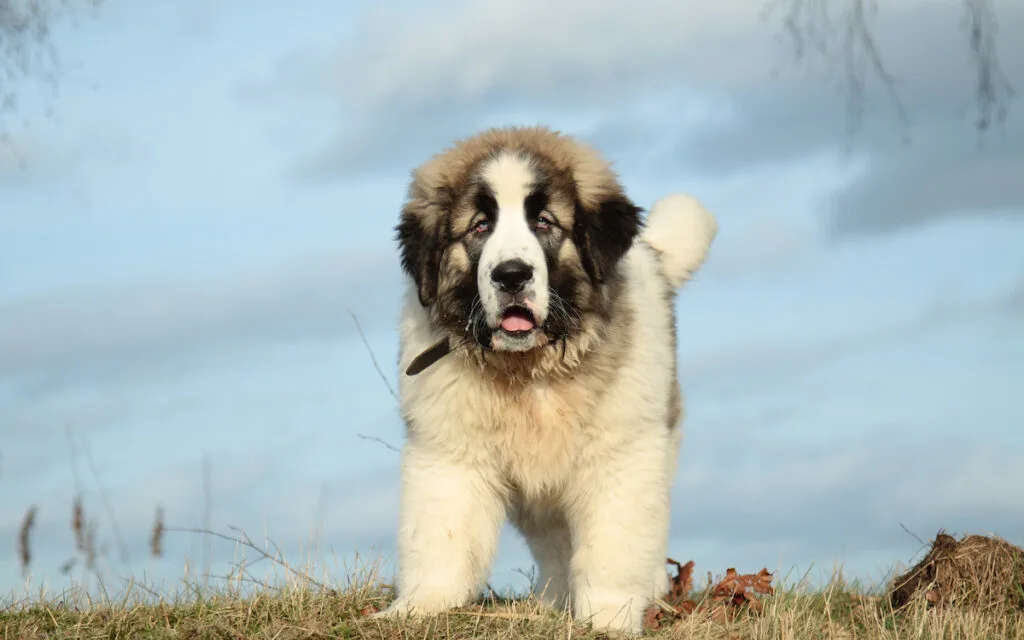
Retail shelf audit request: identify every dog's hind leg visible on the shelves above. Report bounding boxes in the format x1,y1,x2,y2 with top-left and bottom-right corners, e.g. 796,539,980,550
511,501,572,611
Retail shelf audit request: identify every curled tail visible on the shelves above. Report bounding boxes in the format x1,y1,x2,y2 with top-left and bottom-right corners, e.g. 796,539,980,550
641,193,718,289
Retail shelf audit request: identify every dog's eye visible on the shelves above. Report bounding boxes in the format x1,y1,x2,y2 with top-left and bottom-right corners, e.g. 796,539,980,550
473,219,491,234
535,214,554,231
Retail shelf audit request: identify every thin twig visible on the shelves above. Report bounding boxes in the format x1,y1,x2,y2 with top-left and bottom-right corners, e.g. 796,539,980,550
348,309,398,402
899,522,927,547
164,526,327,590
79,433,131,565
202,454,213,589
66,423,83,501
357,433,401,453
447,610,544,620
349,309,403,453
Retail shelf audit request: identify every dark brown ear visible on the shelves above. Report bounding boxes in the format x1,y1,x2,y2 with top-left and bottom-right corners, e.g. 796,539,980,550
573,193,643,283
395,201,444,307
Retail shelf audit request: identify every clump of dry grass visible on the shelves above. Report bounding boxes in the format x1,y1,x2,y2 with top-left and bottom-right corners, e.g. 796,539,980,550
890,530,1024,614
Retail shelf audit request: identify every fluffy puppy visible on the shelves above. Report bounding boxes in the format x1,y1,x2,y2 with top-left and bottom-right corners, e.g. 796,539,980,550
376,126,716,634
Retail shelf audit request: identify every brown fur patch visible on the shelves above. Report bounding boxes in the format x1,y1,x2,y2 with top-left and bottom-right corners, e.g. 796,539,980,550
408,126,624,215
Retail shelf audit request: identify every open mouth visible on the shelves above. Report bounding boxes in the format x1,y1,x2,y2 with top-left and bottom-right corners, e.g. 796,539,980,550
497,305,537,336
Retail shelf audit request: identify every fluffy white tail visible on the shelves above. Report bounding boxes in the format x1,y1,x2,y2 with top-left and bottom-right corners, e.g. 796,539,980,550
641,193,718,289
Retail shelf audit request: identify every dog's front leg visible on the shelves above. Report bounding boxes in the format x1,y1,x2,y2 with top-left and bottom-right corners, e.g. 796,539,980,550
566,440,672,635
375,443,506,619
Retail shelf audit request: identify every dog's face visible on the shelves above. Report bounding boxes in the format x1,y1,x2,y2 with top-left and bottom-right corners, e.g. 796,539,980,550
397,127,641,355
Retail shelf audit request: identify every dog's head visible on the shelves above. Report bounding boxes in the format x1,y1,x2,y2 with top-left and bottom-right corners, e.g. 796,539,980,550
397,126,641,357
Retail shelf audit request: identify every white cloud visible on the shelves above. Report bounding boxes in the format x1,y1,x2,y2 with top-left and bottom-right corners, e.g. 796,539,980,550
0,245,402,389
285,0,1024,238
333,0,767,108
287,0,784,179
307,0,982,138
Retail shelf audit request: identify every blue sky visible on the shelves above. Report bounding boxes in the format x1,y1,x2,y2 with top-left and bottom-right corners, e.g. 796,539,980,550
2,0,1023,600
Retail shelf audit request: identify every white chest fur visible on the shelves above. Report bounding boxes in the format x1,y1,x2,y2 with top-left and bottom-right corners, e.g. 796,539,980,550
400,363,599,498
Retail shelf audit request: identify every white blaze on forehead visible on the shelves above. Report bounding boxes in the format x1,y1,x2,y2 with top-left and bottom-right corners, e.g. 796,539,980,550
477,152,551,329
482,152,534,210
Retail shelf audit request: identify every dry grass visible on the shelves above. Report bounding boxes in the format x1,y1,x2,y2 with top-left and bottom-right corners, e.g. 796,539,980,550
7,485,1024,639
891,532,1024,613
4,546,1024,640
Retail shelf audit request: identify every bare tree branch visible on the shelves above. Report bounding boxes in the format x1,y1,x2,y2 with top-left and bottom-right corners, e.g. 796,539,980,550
1,0,102,140
961,0,1014,132
764,0,1014,137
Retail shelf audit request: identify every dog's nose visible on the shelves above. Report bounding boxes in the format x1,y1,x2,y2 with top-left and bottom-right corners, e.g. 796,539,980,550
491,259,533,292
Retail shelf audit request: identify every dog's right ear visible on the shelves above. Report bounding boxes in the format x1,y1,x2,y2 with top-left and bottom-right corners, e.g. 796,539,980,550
395,188,448,307
573,192,642,284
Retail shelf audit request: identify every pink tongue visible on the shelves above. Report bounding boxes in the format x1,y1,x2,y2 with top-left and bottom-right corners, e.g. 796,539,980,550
501,314,535,332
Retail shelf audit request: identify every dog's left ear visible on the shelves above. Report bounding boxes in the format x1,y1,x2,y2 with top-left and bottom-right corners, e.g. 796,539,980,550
574,193,643,283
395,196,445,307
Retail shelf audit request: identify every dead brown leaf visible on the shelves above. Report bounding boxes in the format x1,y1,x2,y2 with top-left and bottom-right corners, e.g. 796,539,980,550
643,558,776,631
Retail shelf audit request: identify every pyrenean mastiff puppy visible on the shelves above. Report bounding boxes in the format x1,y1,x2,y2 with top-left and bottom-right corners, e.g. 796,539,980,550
375,126,717,634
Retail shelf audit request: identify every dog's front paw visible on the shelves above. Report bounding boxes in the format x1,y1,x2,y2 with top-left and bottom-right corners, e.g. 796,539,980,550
369,598,414,621
369,592,465,622
575,590,647,636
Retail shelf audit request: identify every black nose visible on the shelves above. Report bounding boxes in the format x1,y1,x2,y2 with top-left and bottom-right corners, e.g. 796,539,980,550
491,259,533,292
